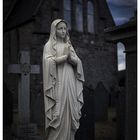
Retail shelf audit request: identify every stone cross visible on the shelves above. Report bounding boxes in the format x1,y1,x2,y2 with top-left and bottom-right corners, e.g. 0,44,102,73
8,51,40,124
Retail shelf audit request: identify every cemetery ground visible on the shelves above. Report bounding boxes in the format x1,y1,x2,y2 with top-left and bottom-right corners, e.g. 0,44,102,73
95,107,116,140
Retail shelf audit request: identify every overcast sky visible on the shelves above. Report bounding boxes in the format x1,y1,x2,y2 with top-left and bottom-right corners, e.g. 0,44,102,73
107,0,137,25
117,42,126,71
106,0,137,71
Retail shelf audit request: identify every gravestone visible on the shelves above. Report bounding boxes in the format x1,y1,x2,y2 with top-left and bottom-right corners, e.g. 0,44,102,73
75,85,95,140
8,51,43,140
94,82,109,121
110,93,117,107
116,87,126,140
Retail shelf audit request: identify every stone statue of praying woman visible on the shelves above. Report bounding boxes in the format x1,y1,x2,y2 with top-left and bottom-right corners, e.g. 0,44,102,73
43,19,85,140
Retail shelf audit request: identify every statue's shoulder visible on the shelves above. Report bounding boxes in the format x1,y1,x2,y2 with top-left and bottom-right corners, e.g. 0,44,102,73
44,42,51,51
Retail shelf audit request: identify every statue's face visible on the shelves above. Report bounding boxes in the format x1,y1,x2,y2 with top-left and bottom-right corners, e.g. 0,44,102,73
56,22,67,39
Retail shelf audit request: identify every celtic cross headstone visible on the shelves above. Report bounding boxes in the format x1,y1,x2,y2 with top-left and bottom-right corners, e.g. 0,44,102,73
8,51,42,140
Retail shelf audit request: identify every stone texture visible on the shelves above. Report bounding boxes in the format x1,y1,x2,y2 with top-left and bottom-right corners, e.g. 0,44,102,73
94,82,109,121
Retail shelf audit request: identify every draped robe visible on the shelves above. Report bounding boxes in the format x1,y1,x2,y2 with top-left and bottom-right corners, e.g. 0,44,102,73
43,19,84,140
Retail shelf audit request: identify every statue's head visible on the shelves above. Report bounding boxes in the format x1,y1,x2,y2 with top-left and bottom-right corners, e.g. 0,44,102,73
56,21,67,40
49,19,70,43
45,19,71,56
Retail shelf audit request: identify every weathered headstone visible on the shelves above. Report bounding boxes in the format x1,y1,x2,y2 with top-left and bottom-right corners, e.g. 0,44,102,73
116,87,126,140
75,85,95,140
8,51,42,140
94,82,109,121
110,93,117,107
